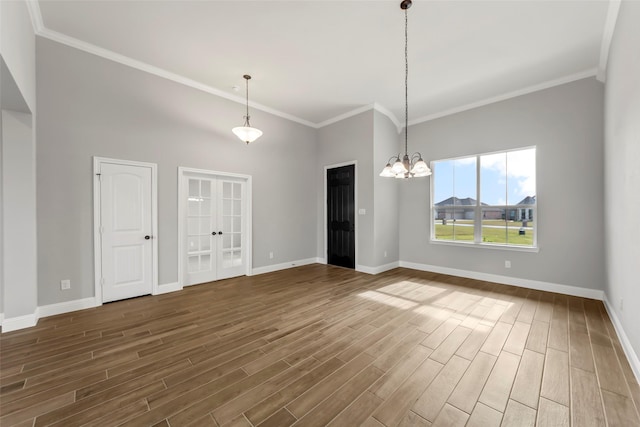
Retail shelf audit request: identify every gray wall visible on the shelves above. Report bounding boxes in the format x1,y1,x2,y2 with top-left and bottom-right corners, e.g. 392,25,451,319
316,111,375,268
373,110,400,266
2,110,37,318
1,0,37,322
400,77,606,290
36,38,317,306
604,1,640,363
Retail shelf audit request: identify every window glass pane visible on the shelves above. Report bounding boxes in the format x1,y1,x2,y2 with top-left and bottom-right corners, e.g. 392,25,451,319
433,157,476,241
480,152,506,206
188,179,199,197
200,236,211,252
223,216,232,233
188,200,200,216
188,236,199,253
233,183,242,199
508,209,535,246
233,216,241,233
201,180,211,197
223,182,232,199
188,255,199,273
506,148,536,206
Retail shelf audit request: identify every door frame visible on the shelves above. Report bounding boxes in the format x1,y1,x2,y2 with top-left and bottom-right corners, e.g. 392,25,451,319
93,156,159,305
323,161,358,268
177,167,253,287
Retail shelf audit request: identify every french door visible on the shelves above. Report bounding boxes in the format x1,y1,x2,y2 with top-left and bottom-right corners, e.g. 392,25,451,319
182,171,249,286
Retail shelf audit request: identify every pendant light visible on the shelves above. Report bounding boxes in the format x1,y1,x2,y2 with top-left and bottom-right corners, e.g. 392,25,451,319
232,74,263,144
380,0,431,179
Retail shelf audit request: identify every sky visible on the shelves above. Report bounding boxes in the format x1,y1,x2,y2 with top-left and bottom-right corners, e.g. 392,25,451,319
433,148,536,206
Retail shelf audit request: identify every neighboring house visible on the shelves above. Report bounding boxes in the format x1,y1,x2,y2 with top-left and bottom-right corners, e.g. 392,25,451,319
434,196,536,221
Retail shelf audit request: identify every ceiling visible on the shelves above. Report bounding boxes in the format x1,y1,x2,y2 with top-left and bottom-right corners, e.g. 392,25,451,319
35,0,613,127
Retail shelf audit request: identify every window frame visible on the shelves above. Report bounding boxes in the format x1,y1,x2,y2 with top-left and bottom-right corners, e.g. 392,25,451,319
429,147,538,252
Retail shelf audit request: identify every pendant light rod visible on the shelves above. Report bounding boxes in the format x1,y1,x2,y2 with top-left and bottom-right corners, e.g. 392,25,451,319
243,75,251,126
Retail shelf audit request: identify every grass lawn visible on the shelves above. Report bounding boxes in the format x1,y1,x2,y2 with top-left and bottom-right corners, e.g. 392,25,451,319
434,224,534,246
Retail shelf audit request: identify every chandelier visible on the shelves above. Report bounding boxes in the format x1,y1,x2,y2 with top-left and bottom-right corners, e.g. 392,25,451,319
380,0,431,179
232,75,263,144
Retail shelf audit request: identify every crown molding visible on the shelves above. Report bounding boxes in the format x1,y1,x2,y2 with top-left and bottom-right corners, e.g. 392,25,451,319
597,0,621,82
35,27,317,128
25,0,44,33
315,103,402,133
408,68,598,127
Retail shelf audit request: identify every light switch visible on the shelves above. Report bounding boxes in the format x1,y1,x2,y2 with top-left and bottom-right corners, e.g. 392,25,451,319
358,209,366,215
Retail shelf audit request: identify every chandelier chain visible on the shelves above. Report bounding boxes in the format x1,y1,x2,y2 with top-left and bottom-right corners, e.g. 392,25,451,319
404,7,409,155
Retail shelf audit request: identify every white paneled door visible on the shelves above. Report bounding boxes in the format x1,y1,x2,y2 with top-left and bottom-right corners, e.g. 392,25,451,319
183,172,248,286
99,162,154,302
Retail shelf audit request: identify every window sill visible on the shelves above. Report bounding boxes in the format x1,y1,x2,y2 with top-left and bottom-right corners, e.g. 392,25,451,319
429,239,539,253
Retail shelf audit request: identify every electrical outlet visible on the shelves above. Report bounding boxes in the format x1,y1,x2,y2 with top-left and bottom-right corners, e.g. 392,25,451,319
60,279,71,290
269,251,274,259
384,251,387,258
504,260,511,269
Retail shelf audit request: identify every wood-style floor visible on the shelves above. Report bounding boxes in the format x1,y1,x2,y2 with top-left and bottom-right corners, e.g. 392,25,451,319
1,265,639,427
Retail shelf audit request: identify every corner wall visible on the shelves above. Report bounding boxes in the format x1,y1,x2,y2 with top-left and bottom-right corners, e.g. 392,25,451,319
399,78,606,293
604,0,640,377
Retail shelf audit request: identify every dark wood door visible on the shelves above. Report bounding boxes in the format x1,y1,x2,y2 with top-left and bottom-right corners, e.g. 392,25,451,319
327,164,355,269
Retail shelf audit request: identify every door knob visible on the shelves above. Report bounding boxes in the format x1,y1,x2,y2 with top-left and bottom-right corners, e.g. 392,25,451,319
218,231,223,235
144,235,151,240
212,231,217,235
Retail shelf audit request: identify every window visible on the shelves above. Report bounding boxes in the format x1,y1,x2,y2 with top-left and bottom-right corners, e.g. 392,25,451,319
432,147,536,248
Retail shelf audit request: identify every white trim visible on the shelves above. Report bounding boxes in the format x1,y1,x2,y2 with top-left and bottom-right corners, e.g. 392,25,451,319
252,258,319,276
25,0,44,33
597,0,622,82
602,295,640,385
37,297,98,318
324,161,358,270
409,69,598,126
0,313,4,325
316,103,402,133
157,282,182,295
93,157,159,305
177,167,253,288
399,261,604,300
356,262,400,275
36,28,316,129
1,312,38,332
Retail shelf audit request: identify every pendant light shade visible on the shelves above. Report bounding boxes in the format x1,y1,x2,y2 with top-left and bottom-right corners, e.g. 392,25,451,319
232,75,262,144
379,0,431,179
232,125,263,144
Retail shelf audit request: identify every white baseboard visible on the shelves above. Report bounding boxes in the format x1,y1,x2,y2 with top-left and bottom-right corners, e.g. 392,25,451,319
156,282,182,295
357,261,400,275
602,295,640,385
1,312,38,332
37,297,99,318
252,257,320,276
399,261,604,300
